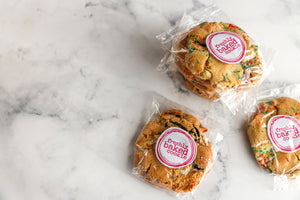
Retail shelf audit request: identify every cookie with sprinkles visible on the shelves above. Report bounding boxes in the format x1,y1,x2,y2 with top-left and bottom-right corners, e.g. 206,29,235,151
173,22,263,99
247,97,300,178
134,110,213,193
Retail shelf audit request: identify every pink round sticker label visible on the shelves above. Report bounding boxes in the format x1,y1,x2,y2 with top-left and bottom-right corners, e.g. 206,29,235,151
267,115,300,153
155,127,197,168
206,31,246,64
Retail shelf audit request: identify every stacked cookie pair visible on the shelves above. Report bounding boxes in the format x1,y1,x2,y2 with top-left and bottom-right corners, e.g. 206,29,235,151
173,22,263,99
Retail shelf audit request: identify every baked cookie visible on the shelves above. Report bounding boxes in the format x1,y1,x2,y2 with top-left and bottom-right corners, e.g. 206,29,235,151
185,79,219,100
247,97,300,178
173,22,263,99
134,110,212,192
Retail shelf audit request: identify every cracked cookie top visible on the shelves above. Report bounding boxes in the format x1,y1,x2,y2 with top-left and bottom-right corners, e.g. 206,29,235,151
247,97,300,178
134,110,212,193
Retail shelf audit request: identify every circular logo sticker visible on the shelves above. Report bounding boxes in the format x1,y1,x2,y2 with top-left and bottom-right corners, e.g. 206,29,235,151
206,31,246,64
267,115,300,152
155,127,197,168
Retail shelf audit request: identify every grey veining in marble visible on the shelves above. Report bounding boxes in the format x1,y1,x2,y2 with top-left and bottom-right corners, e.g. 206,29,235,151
0,0,299,199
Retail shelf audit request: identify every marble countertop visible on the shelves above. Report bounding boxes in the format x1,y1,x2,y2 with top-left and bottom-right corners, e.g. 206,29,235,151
0,0,299,199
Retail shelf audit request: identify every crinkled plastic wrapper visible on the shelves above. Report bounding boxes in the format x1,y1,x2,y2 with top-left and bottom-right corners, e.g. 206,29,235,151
157,5,274,115
132,92,222,198
247,84,300,191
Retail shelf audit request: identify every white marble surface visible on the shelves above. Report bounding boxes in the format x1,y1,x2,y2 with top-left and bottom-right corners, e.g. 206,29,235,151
0,0,300,199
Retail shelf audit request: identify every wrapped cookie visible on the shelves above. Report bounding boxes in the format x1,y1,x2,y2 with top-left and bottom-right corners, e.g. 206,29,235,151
247,84,300,190
132,93,223,197
158,5,274,114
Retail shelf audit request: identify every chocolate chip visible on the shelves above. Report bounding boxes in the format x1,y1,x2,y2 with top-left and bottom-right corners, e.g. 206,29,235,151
168,113,182,118
145,164,152,175
192,163,204,171
194,127,200,137
170,122,188,131
189,127,200,142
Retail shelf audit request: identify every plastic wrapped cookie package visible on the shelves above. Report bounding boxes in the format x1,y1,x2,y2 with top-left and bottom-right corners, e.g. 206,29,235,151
132,92,223,198
157,4,274,115
247,84,300,191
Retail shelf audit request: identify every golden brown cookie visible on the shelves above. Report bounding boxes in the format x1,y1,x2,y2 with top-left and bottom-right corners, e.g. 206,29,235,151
185,79,219,100
247,97,300,178
134,110,212,192
173,22,263,99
